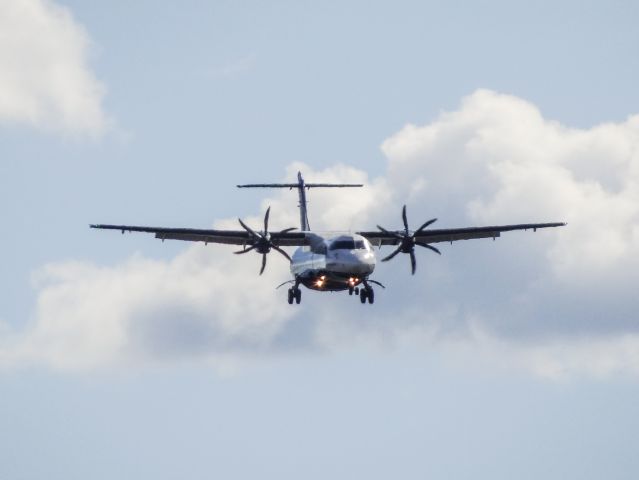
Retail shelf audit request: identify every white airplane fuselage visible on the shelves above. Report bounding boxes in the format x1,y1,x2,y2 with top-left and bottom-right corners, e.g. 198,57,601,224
290,233,376,291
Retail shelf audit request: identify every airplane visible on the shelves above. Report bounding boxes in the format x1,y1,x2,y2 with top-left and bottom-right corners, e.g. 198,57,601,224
91,171,565,305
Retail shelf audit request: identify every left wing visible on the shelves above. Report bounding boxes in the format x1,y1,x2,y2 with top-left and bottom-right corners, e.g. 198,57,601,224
357,222,566,246
90,224,308,247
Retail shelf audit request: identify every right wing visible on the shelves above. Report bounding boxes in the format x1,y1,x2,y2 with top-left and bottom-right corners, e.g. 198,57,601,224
89,224,308,247
357,222,566,246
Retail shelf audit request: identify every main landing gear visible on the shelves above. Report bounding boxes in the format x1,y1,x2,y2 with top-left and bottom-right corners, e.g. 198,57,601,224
359,285,374,304
351,280,382,304
352,281,375,304
287,286,302,305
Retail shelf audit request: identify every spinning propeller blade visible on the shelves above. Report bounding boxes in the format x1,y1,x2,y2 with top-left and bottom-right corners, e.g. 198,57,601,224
260,254,267,275
377,205,440,275
236,207,295,275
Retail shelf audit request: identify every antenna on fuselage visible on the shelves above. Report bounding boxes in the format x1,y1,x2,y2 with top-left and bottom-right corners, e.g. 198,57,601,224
237,171,363,231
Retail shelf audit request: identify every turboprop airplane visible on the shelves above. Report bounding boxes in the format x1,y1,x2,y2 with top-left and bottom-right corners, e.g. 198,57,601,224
91,172,565,305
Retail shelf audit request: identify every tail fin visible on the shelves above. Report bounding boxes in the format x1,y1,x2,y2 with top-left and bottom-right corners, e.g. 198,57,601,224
237,171,363,231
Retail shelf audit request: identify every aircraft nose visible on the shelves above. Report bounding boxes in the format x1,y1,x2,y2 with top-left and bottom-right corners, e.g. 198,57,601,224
326,250,375,274
361,251,376,272
353,250,376,274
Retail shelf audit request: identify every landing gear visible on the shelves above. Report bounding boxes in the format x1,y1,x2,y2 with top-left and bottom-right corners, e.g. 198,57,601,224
287,286,302,305
359,285,374,304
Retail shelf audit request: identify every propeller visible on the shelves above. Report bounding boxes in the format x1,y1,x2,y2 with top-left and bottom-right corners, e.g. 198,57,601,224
235,207,295,275
377,205,441,275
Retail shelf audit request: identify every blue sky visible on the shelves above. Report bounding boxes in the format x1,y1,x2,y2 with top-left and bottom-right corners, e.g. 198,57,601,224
2,1,639,478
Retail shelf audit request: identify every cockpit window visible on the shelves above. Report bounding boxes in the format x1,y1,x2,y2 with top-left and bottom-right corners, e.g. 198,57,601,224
329,240,354,250
329,239,367,250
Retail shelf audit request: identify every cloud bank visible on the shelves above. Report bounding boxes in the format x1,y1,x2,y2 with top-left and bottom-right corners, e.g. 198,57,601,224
0,0,108,135
2,90,638,377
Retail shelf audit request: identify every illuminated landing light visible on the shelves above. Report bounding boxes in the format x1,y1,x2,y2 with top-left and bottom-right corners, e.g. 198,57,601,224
348,277,358,286
315,275,327,288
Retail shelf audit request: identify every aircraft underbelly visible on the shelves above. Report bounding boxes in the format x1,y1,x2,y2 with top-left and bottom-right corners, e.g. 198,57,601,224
290,250,374,291
325,261,372,275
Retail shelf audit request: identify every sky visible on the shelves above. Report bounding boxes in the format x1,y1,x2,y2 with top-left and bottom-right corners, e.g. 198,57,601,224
1,0,639,478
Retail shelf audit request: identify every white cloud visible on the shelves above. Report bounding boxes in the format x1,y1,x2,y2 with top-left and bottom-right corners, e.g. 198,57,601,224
2,90,639,377
6,252,297,371
0,0,108,135
442,325,639,381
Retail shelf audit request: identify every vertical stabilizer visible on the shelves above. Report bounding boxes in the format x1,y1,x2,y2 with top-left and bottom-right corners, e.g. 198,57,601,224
237,172,363,231
296,171,309,231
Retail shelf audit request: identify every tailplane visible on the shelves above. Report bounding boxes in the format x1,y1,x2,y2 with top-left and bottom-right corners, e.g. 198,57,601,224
237,171,363,231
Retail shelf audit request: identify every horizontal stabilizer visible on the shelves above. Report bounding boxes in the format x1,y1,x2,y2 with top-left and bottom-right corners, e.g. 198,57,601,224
237,183,363,189
237,171,363,230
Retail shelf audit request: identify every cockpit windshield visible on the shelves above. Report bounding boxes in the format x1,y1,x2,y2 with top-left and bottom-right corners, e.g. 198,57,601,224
329,239,366,250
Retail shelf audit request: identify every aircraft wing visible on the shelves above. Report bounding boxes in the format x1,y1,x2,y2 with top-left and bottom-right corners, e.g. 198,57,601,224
357,222,566,246
89,224,308,247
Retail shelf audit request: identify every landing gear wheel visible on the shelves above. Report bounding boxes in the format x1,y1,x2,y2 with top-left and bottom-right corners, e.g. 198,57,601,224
360,289,367,304
294,288,302,304
348,287,354,296
287,288,294,305
367,288,375,304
